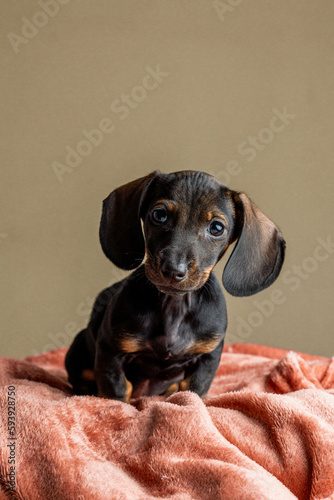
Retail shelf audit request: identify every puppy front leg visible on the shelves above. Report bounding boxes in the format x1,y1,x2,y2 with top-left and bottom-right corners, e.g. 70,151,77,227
186,341,224,398
94,343,131,402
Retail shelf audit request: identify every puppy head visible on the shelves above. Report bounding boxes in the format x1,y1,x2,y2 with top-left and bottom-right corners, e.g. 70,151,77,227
100,170,285,296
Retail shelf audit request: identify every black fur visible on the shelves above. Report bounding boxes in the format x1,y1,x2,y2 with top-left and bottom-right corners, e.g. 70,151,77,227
65,170,285,401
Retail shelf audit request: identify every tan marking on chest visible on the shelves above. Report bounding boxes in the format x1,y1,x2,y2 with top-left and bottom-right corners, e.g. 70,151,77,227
189,336,221,355
81,369,95,382
120,336,144,353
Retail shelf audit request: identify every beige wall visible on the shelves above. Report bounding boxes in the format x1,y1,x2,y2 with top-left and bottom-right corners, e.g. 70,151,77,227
1,0,333,358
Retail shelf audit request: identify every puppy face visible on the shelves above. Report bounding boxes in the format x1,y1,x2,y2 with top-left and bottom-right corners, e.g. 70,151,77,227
140,172,237,295
99,170,285,297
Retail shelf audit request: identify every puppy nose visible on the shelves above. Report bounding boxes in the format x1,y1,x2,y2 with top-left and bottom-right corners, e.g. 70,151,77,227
160,261,188,281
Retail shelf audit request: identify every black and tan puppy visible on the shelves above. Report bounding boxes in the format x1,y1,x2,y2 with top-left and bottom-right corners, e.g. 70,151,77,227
65,170,285,401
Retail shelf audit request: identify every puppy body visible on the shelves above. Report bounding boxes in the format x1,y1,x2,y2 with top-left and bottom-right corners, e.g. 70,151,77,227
65,171,285,401
67,266,226,399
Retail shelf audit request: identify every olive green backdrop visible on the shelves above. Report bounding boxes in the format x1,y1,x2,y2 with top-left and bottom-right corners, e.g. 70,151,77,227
1,0,333,357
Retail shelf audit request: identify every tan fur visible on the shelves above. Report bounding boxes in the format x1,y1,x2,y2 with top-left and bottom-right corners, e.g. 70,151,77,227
125,378,133,402
120,337,143,353
189,336,221,354
81,369,95,382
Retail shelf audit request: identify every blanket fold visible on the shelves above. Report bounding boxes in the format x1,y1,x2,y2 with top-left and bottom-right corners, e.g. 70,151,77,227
0,343,333,500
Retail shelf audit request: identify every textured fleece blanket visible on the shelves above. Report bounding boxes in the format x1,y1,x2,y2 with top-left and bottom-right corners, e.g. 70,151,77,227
0,343,333,500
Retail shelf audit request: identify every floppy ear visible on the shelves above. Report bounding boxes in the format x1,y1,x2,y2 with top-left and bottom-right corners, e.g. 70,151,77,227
222,192,286,297
99,171,158,270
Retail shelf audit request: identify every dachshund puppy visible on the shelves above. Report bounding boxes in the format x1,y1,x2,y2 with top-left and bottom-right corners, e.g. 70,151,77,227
65,170,285,401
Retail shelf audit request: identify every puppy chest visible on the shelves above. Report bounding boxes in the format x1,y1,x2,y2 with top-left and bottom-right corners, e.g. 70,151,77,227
118,302,197,359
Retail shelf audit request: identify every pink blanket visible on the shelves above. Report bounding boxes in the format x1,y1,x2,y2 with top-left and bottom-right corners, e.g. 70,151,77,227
0,343,333,499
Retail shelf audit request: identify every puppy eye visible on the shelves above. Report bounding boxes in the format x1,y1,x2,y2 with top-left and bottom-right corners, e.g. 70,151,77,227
209,220,225,236
151,207,168,224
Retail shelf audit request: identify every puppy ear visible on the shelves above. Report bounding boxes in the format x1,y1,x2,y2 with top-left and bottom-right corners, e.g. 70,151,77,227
99,171,158,270
222,192,285,297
